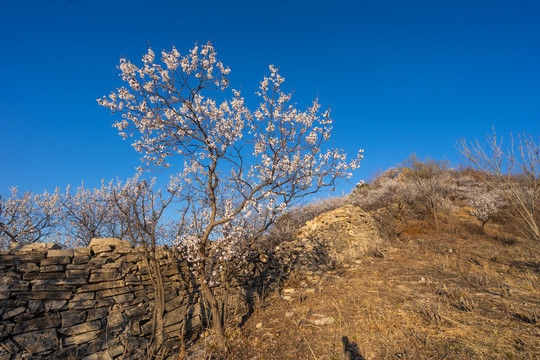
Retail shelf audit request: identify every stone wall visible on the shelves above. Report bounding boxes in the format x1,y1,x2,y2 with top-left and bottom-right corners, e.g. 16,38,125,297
0,239,262,360
0,205,381,359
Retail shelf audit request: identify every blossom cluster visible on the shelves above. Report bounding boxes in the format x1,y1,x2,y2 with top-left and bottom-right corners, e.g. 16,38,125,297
98,41,363,284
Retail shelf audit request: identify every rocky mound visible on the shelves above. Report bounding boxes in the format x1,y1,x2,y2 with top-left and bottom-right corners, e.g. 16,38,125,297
296,205,383,263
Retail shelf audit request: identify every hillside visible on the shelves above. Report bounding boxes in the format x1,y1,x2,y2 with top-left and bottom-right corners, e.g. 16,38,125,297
188,207,540,360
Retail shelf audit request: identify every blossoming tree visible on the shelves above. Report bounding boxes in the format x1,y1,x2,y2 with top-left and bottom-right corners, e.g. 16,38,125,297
0,187,61,249
98,41,362,344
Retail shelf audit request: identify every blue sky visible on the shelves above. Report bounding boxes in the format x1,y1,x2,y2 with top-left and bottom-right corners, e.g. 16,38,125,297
0,0,538,197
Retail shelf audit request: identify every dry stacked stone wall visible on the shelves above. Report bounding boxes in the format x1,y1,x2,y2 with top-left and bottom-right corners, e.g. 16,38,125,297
0,239,262,359
0,206,377,359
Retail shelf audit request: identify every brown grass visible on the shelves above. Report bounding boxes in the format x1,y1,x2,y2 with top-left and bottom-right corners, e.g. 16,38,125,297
185,210,540,359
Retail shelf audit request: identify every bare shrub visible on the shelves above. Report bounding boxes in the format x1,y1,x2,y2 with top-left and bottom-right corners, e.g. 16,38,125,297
399,155,456,232
458,131,540,241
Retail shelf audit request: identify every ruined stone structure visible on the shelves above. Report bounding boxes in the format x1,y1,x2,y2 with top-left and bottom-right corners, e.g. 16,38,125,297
0,239,262,359
0,206,381,359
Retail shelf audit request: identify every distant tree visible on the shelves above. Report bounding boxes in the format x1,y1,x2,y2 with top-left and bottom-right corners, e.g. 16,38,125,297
468,187,505,232
350,167,416,220
400,155,455,231
458,131,540,241
59,181,128,246
0,187,61,249
98,41,362,346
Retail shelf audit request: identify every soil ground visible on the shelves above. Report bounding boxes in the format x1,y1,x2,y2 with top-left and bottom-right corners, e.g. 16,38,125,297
222,220,540,359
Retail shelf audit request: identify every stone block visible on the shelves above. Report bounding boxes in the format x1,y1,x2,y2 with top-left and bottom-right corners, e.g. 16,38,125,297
164,306,185,327
89,269,120,283
165,322,183,337
0,277,29,292
31,278,86,287
49,345,89,360
67,299,112,310
13,291,72,300
40,265,64,272
87,257,108,266
41,257,71,266
16,262,39,273
66,269,90,279
59,319,102,336
62,310,87,328
66,264,92,270
9,243,62,252
124,274,140,285
114,246,132,254
107,310,125,329
12,313,61,334
72,256,90,264
0,322,14,338
91,245,112,255
165,296,184,312
89,238,131,248
86,307,108,322
1,307,26,320
74,247,91,256
63,329,104,346
42,299,67,311
71,292,94,302
13,329,58,354
76,280,124,292
112,292,135,304
47,249,74,258
23,272,66,280
96,286,135,299
101,262,121,269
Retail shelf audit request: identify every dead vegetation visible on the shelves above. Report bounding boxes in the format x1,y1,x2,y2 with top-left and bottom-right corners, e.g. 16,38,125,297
222,219,539,360
176,195,540,360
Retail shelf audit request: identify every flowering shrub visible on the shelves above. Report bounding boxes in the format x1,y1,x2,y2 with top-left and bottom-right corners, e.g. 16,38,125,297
0,187,61,249
98,41,362,343
58,180,127,247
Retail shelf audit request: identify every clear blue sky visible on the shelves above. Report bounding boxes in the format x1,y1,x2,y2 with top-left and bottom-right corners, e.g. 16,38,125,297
1,0,538,196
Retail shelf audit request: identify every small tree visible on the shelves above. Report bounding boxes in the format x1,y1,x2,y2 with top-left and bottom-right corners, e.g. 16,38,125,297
458,131,540,241
98,42,362,346
0,187,61,249
400,155,455,231
350,168,416,220
111,176,179,355
59,181,128,247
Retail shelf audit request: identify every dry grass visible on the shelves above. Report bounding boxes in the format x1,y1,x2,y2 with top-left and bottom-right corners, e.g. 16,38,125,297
184,211,540,359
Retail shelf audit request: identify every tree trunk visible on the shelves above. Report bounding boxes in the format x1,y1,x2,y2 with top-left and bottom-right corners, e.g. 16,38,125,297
199,276,226,349
145,255,165,354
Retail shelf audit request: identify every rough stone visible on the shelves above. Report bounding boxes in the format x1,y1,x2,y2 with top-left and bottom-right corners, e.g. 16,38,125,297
89,238,131,248
2,307,26,320
63,329,104,346
12,313,61,334
23,272,66,280
66,269,90,278
40,265,64,272
14,291,72,300
91,245,112,255
13,329,58,354
0,278,29,292
59,320,102,336
40,257,71,266
48,249,74,258
62,310,87,328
